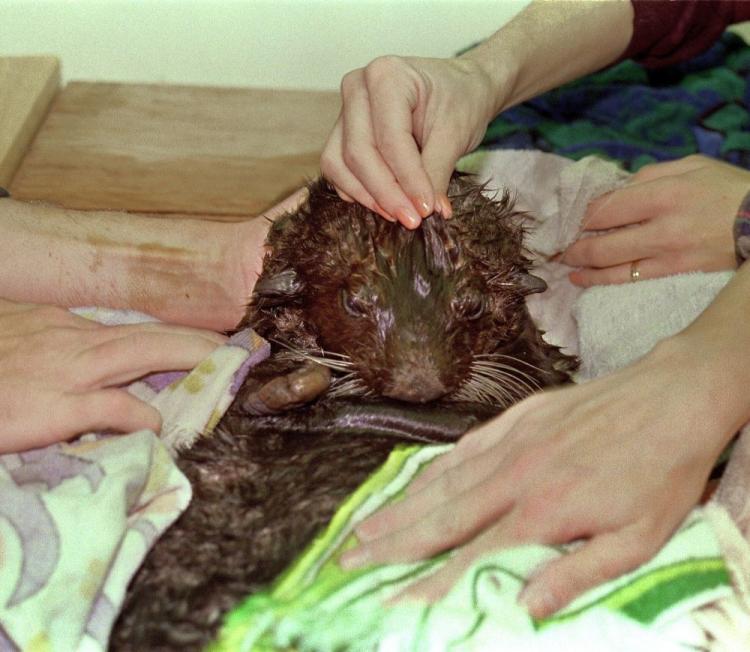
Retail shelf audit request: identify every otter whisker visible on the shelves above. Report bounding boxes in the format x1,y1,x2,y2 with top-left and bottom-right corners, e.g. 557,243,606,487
473,374,527,404
474,353,557,377
472,373,537,402
327,377,372,399
471,361,542,392
471,362,539,392
275,348,355,372
449,370,517,407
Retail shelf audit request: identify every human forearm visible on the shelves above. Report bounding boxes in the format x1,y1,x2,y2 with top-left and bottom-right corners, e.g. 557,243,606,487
461,0,634,113
0,199,267,330
661,262,750,449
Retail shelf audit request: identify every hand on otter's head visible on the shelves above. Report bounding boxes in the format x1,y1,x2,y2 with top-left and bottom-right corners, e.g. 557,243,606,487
320,56,499,229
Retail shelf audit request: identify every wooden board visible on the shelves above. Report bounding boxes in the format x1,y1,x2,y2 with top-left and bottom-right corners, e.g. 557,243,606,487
0,56,60,187
11,82,341,217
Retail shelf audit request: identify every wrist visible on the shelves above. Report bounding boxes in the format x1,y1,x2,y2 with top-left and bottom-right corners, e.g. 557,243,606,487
649,333,750,452
458,45,520,117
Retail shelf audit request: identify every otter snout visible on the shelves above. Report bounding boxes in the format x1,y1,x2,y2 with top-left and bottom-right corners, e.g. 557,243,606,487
381,368,448,403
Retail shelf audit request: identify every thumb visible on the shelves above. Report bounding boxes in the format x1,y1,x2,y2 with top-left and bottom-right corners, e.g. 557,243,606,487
420,127,467,209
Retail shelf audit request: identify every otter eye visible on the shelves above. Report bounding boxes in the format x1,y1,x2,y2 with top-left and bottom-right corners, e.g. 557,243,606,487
452,291,485,321
341,288,372,317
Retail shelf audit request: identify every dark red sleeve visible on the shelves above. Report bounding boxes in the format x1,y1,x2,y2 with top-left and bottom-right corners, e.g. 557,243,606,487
621,0,750,68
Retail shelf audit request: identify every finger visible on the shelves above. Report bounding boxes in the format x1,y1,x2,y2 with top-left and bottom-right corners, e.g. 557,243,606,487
95,321,227,347
77,331,223,387
394,506,563,604
339,73,422,229
320,118,393,221
259,186,310,221
342,472,515,569
19,389,162,449
629,155,708,183
518,523,662,619
420,127,469,210
561,223,659,269
368,79,435,218
569,254,692,287
358,448,507,543
336,188,354,202
582,182,667,231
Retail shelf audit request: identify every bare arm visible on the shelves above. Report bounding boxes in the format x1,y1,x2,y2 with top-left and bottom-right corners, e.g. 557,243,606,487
0,193,303,330
463,0,634,113
321,0,634,227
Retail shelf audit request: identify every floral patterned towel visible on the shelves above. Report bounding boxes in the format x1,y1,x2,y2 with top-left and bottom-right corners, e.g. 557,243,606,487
0,308,268,652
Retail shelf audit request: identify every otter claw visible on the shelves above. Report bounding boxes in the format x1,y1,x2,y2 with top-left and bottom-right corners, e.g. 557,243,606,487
241,362,332,415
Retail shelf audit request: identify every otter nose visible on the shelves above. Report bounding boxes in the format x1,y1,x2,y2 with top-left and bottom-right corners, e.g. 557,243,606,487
382,370,447,403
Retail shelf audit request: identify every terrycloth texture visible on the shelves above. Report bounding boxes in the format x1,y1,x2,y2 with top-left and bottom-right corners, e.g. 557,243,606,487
217,150,750,651
482,32,750,171
214,447,731,652
0,308,268,652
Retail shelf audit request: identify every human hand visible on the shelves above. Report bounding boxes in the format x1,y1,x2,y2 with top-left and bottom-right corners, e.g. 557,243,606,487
227,187,310,327
0,299,226,453
562,155,748,287
320,56,500,228
339,336,736,619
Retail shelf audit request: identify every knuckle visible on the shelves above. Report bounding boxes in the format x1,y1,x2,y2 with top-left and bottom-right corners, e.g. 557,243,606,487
439,509,467,543
632,161,659,180
375,132,401,159
516,491,554,527
339,69,362,95
341,147,368,174
36,305,76,327
364,55,403,85
438,466,464,499
683,153,707,165
319,149,341,180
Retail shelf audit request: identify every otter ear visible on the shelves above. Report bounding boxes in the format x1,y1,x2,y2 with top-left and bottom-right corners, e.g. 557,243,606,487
515,272,547,295
252,268,305,306
496,272,547,296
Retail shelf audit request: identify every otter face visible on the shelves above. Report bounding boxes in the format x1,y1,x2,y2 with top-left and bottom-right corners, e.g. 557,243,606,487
246,176,574,407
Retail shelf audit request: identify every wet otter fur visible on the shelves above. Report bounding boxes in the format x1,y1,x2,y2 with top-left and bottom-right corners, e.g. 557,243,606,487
111,175,577,650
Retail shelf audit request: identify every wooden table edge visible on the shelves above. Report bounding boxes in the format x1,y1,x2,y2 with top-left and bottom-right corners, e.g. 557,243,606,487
0,56,61,187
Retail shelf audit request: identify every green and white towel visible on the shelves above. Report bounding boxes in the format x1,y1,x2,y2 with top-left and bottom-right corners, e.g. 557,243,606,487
214,445,733,652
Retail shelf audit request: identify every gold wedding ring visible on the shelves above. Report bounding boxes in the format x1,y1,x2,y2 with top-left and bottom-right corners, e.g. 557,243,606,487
630,261,640,283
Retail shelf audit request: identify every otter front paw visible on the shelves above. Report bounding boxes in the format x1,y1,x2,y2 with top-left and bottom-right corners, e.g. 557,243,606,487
240,362,332,415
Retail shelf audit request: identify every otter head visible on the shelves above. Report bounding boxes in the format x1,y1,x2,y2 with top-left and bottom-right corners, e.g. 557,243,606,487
247,176,569,406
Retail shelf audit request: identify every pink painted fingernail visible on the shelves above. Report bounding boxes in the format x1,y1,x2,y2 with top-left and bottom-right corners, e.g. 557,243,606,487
395,206,421,229
413,196,432,218
439,195,453,219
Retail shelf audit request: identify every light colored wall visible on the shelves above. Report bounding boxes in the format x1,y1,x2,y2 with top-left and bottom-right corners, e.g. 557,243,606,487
0,0,529,90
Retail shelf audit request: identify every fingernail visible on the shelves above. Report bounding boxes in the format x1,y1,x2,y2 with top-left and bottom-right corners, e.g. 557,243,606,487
395,206,421,229
518,583,558,618
439,195,453,219
413,196,432,219
340,547,370,570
